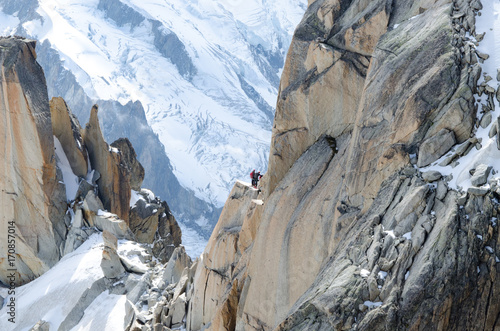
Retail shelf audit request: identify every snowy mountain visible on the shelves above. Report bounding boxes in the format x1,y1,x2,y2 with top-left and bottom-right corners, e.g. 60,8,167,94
0,0,305,207
0,0,307,234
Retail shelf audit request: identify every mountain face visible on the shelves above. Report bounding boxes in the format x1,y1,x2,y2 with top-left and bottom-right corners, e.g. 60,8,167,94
0,36,193,330
0,0,307,236
185,0,500,330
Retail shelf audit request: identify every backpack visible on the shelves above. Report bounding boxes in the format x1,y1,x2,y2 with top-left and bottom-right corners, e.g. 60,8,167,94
250,170,255,179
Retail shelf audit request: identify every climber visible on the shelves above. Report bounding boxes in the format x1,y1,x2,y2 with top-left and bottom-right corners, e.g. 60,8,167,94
250,169,263,189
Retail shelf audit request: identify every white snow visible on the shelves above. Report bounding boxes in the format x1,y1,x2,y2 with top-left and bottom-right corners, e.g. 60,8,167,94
117,240,150,272
403,232,412,240
252,199,264,205
486,246,494,254
378,271,388,280
70,291,130,331
360,269,370,278
363,301,383,308
0,234,105,331
0,0,307,207
384,230,396,239
405,271,410,280
0,10,19,36
130,190,144,207
54,136,80,201
141,188,155,202
177,222,208,259
477,234,483,240
422,3,500,191
97,209,116,217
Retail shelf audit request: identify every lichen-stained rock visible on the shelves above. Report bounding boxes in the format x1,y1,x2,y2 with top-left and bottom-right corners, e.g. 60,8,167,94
0,37,65,285
50,96,88,178
83,105,132,221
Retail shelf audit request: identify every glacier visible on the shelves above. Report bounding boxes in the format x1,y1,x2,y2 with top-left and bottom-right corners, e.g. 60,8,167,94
0,0,306,240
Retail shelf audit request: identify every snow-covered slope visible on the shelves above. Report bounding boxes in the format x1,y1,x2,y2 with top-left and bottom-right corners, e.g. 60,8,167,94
0,0,306,208
422,1,500,190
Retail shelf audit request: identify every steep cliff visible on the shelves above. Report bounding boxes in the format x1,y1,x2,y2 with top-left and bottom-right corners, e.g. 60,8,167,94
187,0,500,330
0,36,66,285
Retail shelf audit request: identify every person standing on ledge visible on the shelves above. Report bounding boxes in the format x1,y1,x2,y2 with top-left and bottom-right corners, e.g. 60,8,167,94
250,169,263,189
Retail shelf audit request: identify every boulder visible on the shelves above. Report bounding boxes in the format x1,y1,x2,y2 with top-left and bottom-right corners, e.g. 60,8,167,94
110,138,144,191
422,170,442,182
418,129,456,167
157,202,182,247
29,320,50,331
75,180,95,201
93,211,134,240
470,164,492,186
169,293,187,327
152,234,176,264
160,246,192,285
101,230,125,279
81,190,104,225
129,199,162,244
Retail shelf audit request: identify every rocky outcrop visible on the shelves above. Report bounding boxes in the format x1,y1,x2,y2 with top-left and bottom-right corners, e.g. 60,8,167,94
187,0,500,330
111,138,144,191
0,37,66,285
101,230,125,278
83,105,132,221
188,181,260,330
50,96,88,177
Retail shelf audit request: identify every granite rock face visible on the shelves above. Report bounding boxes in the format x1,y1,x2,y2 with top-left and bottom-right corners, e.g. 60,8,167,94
50,96,88,177
187,0,500,330
0,37,65,285
83,105,132,221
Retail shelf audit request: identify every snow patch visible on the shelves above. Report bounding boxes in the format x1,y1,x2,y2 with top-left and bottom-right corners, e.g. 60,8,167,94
363,301,383,308
360,269,370,278
422,2,500,192
130,189,144,207
54,136,80,201
378,271,388,280
384,230,396,239
0,234,105,330
71,290,130,330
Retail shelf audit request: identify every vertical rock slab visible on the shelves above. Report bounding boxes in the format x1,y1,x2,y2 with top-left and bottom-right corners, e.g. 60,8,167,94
0,37,64,285
265,0,390,196
83,105,131,221
345,3,460,205
50,97,88,178
187,181,259,330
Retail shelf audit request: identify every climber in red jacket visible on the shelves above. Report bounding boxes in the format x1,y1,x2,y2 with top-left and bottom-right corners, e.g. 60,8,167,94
250,169,263,189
